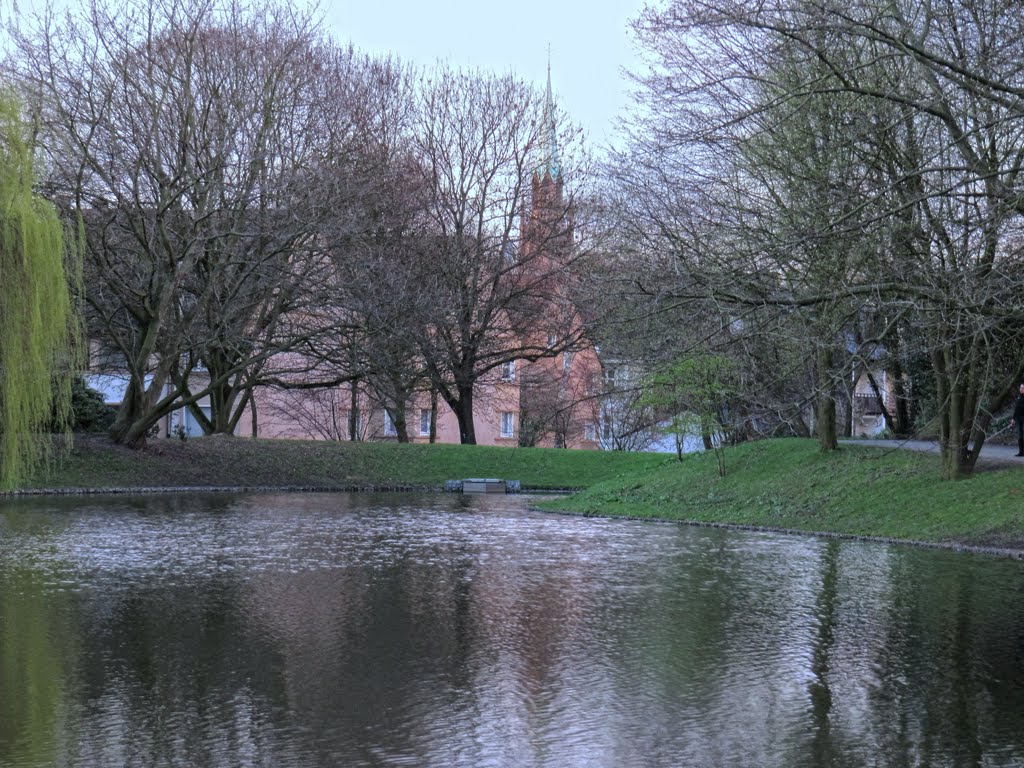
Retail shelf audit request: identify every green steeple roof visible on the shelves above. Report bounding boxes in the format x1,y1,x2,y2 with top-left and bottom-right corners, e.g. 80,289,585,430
538,57,560,180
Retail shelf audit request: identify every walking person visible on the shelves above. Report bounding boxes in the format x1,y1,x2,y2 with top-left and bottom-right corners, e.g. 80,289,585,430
1013,383,1024,456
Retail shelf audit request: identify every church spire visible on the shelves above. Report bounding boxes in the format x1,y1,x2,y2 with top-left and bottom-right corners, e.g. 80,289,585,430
538,50,560,181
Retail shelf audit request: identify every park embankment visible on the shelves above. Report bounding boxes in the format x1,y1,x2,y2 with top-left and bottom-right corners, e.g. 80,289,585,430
20,434,664,493
16,435,1024,553
538,438,1024,552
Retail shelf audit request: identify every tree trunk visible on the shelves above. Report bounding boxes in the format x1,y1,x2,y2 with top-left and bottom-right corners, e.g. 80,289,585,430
180,355,238,437
110,367,168,447
892,367,911,436
109,319,167,446
212,381,237,434
110,403,162,448
816,346,838,452
452,385,476,445
429,387,438,443
933,348,973,480
349,381,360,442
392,407,410,443
866,371,896,436
702,415,714,451
250,389,259,438
227,386,252,435
109,376,148,446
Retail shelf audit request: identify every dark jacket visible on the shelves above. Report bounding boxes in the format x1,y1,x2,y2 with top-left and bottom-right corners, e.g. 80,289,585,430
1014,393,1024,422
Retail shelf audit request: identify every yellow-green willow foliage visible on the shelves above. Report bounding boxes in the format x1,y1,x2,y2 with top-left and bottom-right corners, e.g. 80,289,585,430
0,93,79,490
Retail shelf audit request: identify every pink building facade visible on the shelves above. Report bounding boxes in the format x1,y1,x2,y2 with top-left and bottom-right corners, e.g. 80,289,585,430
238,348,601,450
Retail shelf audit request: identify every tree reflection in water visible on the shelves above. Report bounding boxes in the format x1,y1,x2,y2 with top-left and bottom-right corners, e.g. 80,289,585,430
0,492,1022,767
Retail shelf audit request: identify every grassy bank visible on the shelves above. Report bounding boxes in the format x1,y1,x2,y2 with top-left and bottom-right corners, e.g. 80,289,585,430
540,438,1024,550
17,435,1024,551
22,434,668,492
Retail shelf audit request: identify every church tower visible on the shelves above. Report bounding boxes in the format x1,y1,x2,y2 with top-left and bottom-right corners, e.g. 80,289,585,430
534,60,563,205
514,61,600,450
521,61,573,269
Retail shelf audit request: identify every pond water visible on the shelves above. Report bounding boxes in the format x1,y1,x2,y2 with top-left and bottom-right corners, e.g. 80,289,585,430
1,492,1023,768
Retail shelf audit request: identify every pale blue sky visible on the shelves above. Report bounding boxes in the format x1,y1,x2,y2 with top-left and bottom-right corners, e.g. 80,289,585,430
10,0,650,147
319,0,648,148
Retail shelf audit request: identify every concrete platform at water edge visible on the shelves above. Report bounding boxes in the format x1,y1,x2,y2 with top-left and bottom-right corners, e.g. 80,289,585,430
841,439,1024,465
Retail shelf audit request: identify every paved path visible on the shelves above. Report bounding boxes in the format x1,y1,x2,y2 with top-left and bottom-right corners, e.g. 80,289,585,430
841,439,1023,465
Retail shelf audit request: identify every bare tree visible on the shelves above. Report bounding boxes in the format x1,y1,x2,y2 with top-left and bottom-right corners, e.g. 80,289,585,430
286,57,436,443
10,0,359,446
619,0,1024,478
582,175,819,450
261,385,355,441
409,67,591,444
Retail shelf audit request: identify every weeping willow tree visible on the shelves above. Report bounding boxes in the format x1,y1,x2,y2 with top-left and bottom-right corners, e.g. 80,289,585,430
0,92,79,490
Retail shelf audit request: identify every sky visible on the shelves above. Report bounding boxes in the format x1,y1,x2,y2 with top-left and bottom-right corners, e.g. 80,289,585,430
319,0,649,148
7,0,651,148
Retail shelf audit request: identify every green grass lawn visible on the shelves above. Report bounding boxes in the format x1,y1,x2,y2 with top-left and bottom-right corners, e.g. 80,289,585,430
23,434,669,491
540,438,1024,550
18,435,1024,551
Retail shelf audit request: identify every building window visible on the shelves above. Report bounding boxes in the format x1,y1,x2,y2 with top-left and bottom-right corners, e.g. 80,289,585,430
383,410,397,436
562,350,575,374
547,333,557,348
500,411,514,438
419,409,432,436
500,360,516,381
584,423,597,442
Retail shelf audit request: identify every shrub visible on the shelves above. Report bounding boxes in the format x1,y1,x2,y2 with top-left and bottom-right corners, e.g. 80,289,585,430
60,377,116,432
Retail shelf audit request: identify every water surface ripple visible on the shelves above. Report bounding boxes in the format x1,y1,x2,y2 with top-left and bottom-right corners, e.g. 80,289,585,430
1,491,1023,767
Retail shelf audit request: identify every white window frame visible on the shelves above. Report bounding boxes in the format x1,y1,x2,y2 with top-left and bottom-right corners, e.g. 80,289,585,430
500,360,516,381
419,408,432,436
500,411,515,438
383,410,397,436
584,423,597,442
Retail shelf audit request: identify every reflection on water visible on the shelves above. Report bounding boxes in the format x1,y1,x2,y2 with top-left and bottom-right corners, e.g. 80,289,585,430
1,492,1023,767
